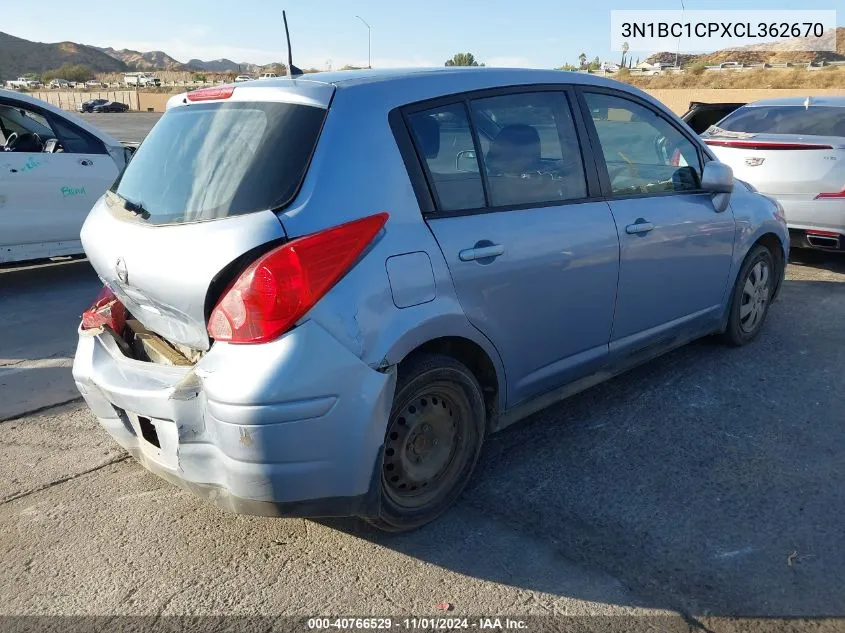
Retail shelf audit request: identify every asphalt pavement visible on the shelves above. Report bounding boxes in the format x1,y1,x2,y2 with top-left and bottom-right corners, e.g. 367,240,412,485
78,112,162,144
1,252,844,623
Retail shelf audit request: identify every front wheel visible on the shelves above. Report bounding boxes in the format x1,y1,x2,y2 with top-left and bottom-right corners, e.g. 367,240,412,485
722,244,777,346
366,354,486,532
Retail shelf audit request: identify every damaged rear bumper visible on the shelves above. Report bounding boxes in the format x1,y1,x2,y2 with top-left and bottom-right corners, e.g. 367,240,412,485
72,321,396,518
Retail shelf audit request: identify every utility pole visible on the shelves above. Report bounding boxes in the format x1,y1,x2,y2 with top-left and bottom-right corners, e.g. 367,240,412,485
355,15,371,69
675,0,686,69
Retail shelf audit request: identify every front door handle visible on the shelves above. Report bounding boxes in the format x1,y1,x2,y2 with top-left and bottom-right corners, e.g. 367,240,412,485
626,220,655,235
459,243,505,262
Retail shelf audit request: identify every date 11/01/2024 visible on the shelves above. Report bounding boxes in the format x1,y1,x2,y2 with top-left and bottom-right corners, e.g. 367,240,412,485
307,617,528,630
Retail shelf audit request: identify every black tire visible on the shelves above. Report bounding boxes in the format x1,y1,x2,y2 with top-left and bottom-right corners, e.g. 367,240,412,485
366,353,486,532
721,244,777,346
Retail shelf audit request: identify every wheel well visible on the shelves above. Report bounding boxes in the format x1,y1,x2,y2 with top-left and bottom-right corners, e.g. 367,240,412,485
754,232,786,293
402,337,500,429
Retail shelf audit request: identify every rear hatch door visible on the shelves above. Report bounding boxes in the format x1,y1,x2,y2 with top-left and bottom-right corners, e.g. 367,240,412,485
81,81,334,351
703,131,845,196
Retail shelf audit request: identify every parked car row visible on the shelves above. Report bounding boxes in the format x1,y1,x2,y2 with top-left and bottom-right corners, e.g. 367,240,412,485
234,72,280,82
77,99,130,113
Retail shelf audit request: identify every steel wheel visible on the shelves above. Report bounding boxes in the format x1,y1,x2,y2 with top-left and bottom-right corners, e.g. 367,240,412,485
368,353,486,532
382,383,471,509
739,259,771,334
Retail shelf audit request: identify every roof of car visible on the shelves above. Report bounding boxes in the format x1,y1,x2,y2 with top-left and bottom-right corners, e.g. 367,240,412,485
284,66,616,88
745,96,845,107
181,68,670,118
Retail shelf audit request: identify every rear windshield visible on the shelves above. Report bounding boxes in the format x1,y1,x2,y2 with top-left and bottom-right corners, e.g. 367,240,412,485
715,105,845,136
111,101,326,225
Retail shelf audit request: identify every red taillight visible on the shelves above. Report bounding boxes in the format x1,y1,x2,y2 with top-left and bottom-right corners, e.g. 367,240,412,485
704,140,833,151
186,85,235,101
207,213,389,344
815,188,845,200
806,230,841,237
81,285,127,333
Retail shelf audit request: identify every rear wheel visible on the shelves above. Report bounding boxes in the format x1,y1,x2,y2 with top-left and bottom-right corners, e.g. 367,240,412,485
366,354,486,532
722,245,776,346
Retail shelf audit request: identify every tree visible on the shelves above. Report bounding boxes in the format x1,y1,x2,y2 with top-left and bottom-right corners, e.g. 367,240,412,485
590,56,601,70
578,52,587,69
42,64,92,83
621,41,629,67
445,53,481,67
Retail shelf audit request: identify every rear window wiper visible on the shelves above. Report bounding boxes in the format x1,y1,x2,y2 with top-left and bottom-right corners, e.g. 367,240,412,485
123,198,151,220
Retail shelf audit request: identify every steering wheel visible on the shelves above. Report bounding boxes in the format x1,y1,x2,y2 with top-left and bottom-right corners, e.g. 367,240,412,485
3,132,18,151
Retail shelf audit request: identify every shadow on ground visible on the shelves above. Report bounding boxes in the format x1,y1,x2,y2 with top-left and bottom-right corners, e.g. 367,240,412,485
327,277,845,618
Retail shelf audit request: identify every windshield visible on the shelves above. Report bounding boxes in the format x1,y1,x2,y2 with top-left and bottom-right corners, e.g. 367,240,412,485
111,101,326,225
714,105,845,136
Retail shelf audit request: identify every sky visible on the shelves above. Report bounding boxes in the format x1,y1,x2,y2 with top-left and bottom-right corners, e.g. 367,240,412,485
4,0,842,70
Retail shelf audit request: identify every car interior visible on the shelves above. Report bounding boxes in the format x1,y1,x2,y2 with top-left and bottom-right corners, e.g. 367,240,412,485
0,104,63,153
411,107,587,211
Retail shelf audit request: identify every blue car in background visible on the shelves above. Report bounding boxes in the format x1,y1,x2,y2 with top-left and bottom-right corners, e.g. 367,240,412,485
73,68,789,531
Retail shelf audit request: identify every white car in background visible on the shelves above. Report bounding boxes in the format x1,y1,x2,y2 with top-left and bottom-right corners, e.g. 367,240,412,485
0,89,129,264
703,96,845,252
234,74,253,82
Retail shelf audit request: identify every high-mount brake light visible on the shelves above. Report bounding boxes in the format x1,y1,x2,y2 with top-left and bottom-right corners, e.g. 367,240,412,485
186,85,235,102
704,140,833,151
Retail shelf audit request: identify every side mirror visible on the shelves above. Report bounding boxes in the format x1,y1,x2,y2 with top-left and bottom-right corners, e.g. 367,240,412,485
701,160,734,213
455,149,479,173
701,160,733,193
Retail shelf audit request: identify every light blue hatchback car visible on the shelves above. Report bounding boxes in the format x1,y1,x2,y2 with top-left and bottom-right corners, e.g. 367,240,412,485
74,68,789,531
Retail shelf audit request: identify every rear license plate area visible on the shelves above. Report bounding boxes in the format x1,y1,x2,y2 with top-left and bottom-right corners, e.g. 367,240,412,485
124,410,179,471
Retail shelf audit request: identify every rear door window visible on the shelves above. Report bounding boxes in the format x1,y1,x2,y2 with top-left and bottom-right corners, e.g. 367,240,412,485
0,101,106,154
407,104,486,212
110,101,326,225
405,90,589,211
715,105,845,136
470,92,587,207
585,92,702,196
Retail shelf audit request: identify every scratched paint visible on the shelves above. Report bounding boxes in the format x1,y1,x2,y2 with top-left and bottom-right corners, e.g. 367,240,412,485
61,186,87,198
21,156,43,172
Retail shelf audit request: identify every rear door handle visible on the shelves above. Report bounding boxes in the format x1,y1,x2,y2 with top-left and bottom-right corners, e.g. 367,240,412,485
459,244,505,262
625,221,655,235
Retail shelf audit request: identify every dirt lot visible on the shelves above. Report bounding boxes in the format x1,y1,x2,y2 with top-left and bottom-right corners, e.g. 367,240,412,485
1,251,844,625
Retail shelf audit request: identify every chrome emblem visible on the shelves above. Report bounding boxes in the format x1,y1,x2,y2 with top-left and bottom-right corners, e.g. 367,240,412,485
115,257,128,284
745,157,765,167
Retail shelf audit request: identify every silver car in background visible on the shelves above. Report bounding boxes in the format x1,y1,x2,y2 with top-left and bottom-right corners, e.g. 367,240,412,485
73,69,789,531
703,97,845,252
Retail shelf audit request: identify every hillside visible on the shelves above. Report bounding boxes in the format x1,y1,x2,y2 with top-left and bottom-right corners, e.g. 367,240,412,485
646,27,845,66
0,31,127,79
97,47,185,71
0,31,278,79
185,58,260,73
